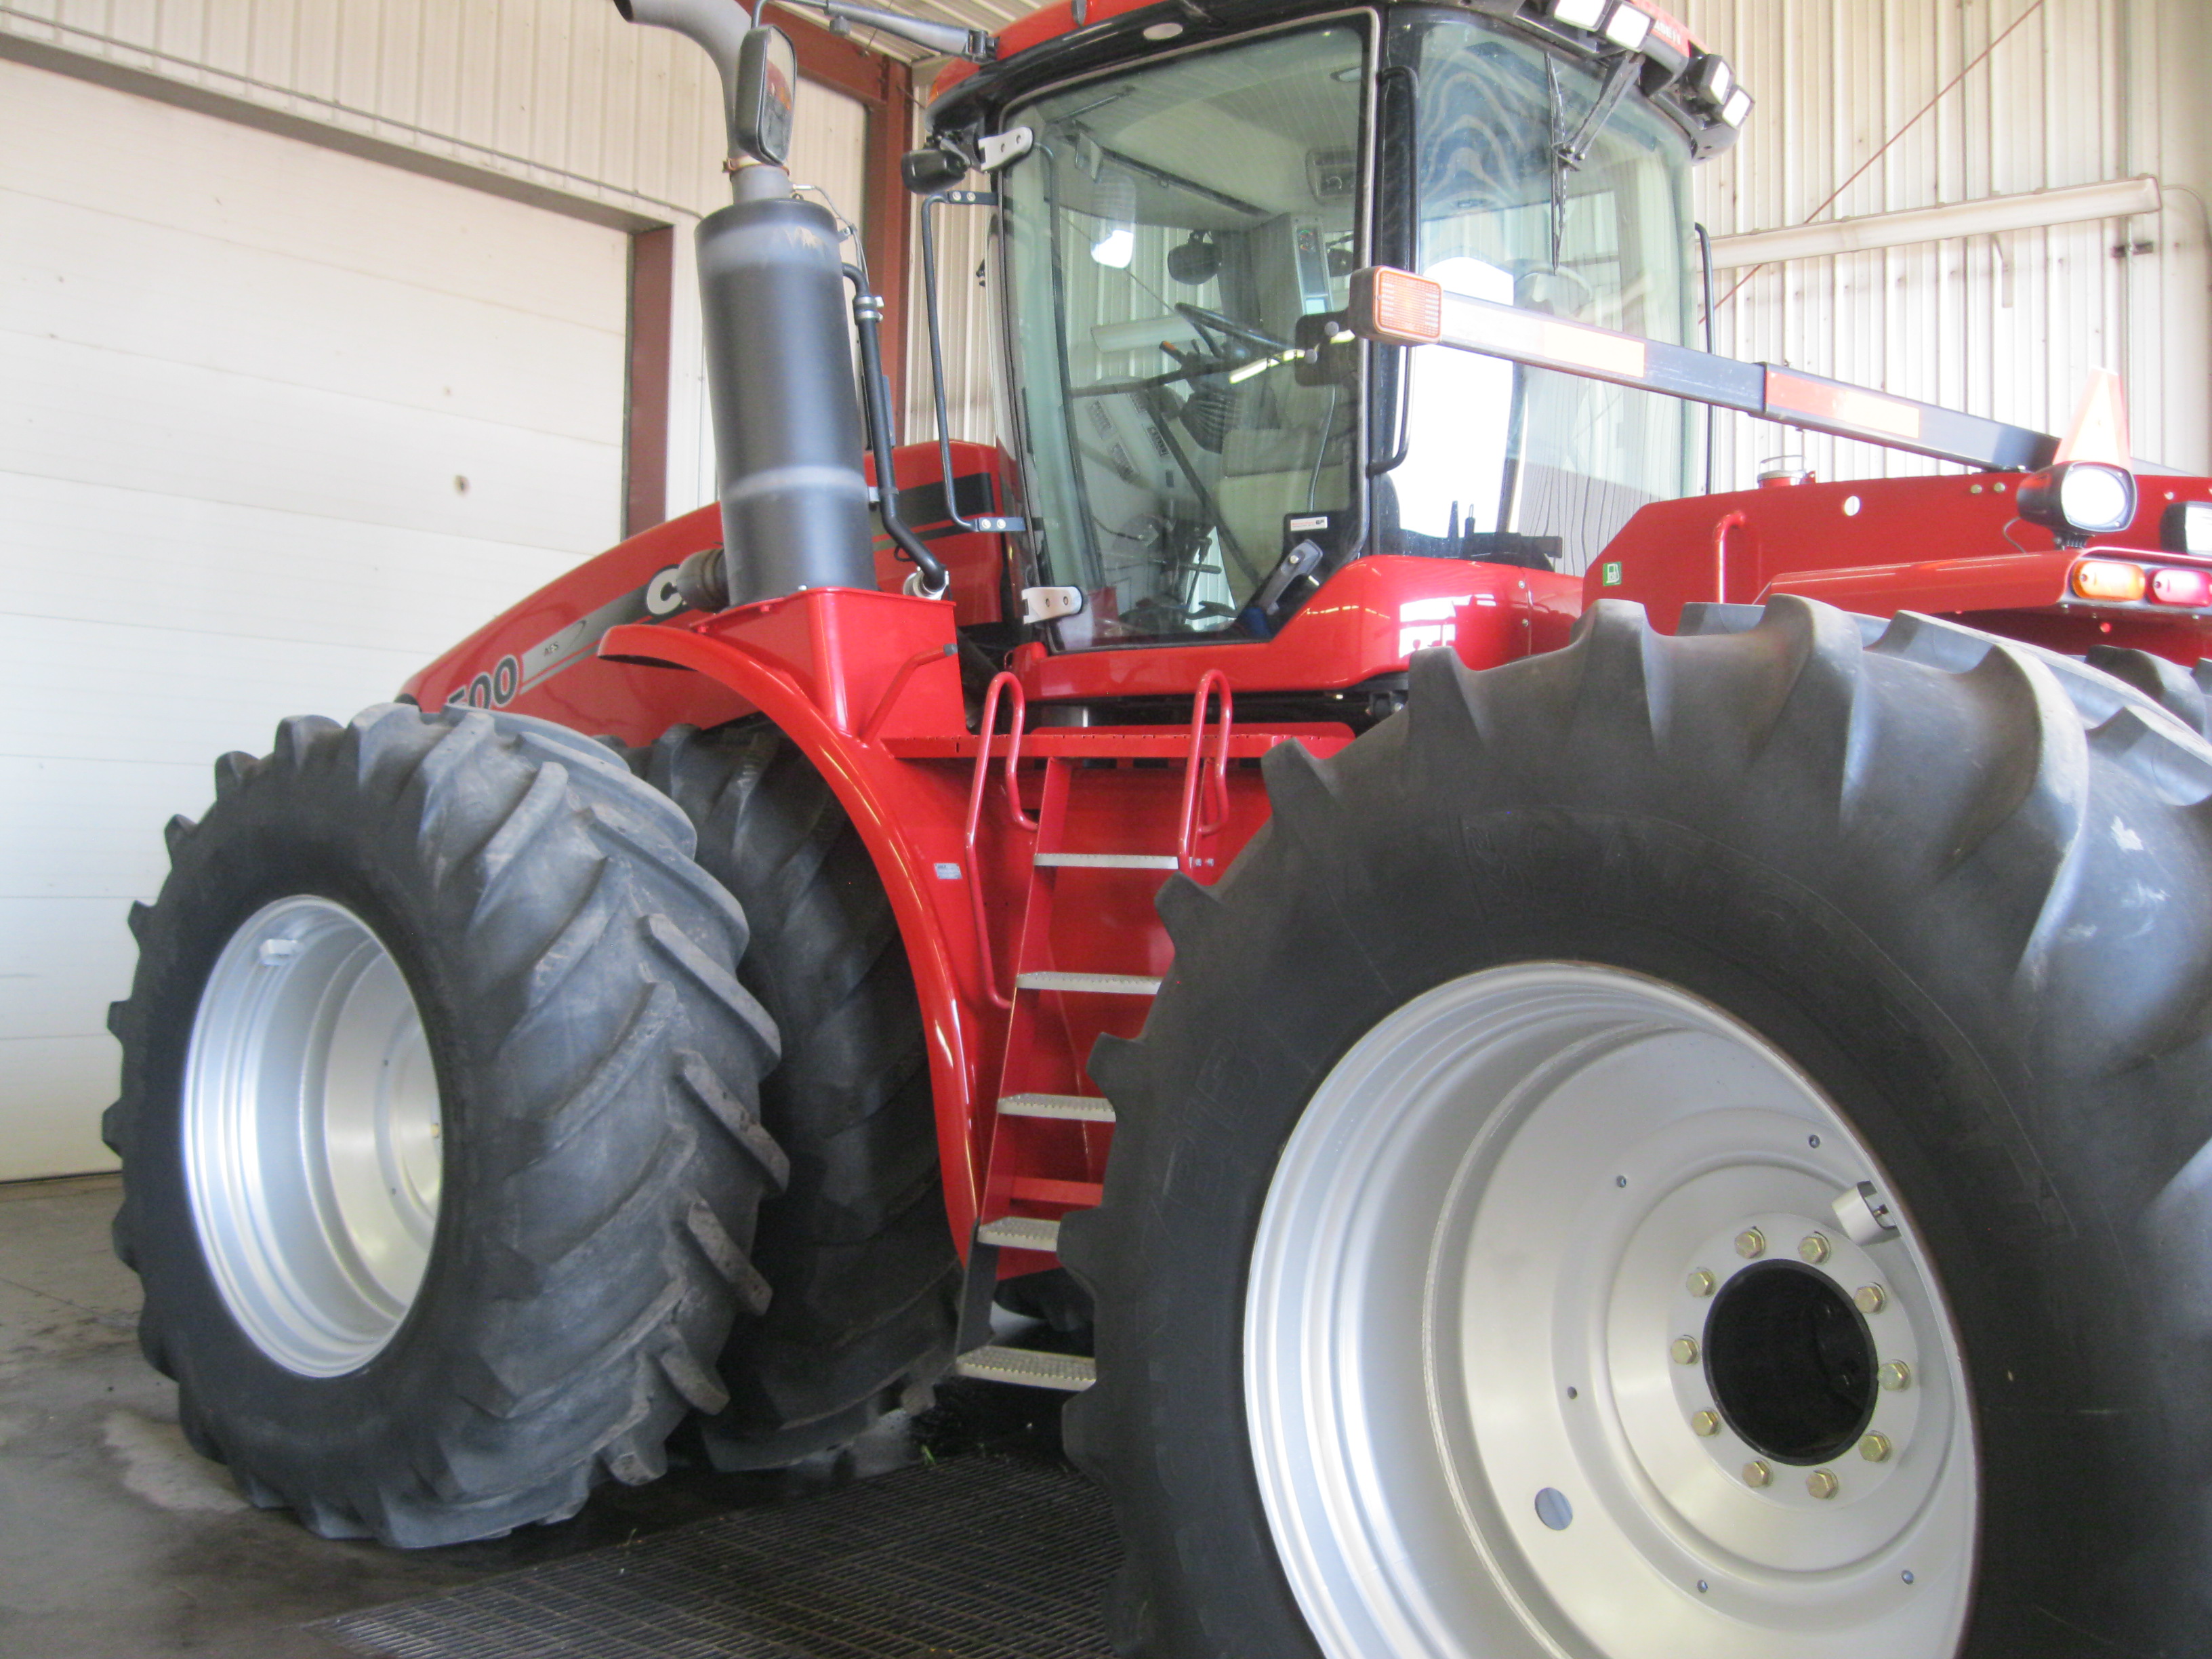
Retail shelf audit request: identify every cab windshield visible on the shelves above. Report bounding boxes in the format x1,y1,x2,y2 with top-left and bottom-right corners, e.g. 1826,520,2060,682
999,24,1366,645
1378,17,1698,576
996,13,1698,648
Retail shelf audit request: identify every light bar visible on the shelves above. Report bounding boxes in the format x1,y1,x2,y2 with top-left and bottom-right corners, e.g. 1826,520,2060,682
1346,265,2057,472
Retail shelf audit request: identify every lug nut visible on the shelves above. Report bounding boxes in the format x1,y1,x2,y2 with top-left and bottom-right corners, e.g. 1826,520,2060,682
1854,1284,1886,1315
1880,1361,1913,1392
1807,1469,1840,1500
1691,1410,1721,1437
1860,1432,1893,1462
1671,1336,1700,1366
1742,1460,1771,1488
1687,1268,1716,1297
1735,1228,1766,1259
1799,1232,1831,1265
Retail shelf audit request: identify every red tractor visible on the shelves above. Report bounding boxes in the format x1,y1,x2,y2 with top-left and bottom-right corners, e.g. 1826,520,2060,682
102,0,2212,1653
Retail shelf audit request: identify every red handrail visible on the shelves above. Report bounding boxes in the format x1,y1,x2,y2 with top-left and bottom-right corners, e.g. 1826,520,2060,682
1176,670,1234,875
963,672,1037,1009
1713,510,1750,605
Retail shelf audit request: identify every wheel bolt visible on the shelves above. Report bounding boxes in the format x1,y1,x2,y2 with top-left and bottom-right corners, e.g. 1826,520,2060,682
1691,1410,1721,1437
1687,1268,1716,1297
1880,1361,1913,1391
1735,1228,1766,1259
1807,1468,1840,1500
1860,1432,1893,1462
1742,1460,1771,1488
1854,1284,1886,1315
1799,1232,1831,1265
1671,1336,1700,1366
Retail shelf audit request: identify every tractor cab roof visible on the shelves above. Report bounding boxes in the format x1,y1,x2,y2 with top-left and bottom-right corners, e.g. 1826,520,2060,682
928,0,1750,160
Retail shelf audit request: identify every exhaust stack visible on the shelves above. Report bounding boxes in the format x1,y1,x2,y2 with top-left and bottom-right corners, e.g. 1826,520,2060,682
615,0,879,610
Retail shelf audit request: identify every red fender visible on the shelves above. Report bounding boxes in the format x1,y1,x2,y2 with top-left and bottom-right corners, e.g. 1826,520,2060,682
602,588,996,1247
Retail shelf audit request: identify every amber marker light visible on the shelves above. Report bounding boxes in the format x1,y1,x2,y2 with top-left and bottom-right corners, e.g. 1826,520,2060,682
2150,566,2212,607
2071,559,2148,603
1349,267,1445,346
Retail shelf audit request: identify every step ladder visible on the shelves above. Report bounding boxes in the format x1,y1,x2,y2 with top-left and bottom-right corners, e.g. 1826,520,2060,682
951,674,1233,1392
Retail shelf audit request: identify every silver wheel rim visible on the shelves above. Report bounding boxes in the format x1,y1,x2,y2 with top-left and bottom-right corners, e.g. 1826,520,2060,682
1246,963,1977,1659
184,895,443,1377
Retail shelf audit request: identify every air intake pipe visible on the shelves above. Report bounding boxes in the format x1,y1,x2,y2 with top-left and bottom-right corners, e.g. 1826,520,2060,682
615,0,879,609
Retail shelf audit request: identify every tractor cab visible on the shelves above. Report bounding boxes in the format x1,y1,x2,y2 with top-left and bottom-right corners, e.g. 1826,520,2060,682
922,0,1748,649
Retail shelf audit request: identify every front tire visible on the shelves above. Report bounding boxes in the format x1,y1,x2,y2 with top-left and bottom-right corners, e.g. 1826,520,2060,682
1061,598,2212,1657
104,703,784,1546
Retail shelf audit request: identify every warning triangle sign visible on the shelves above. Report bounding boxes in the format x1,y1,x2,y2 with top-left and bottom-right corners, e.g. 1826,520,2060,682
2054,368,2133,466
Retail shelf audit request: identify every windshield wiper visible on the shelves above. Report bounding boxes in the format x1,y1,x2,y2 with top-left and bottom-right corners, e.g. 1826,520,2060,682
1546,51,1641,268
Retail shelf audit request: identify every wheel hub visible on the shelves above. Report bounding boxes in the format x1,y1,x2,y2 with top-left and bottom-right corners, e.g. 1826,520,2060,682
1244,963,1977,1659
183,895,443,1377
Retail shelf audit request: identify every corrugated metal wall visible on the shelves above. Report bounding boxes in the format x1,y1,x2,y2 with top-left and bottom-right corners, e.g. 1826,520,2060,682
0,0,729,221
1684,0,2211,485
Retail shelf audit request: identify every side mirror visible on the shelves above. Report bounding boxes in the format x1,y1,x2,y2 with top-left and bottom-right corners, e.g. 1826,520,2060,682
733,26,798,167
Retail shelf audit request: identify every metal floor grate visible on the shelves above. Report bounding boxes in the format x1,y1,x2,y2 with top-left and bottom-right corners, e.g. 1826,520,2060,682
315,1456,1119,1659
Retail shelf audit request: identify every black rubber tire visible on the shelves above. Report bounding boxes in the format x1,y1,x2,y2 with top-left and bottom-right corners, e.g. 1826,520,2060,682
104,703,785,1547
1061,598,2212,1658
643,723,958,1468
2086,642,2212,741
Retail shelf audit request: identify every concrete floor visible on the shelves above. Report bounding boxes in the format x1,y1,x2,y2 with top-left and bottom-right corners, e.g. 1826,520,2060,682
0,1173,1052,1659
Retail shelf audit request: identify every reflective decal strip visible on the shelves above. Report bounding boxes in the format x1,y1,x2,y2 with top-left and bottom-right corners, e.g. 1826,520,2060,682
1764,367,1921,441
1349,266,2059,472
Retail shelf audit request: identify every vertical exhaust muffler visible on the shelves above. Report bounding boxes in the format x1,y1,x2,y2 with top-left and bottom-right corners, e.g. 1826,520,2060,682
615,0,878,609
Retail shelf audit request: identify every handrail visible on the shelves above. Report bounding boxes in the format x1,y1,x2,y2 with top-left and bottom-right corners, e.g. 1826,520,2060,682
1176,670,1235,875
1712,510,1749,605
963,672,1038,1010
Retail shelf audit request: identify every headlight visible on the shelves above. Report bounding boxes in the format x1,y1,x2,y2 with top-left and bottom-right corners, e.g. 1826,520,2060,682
2019,461,2137,542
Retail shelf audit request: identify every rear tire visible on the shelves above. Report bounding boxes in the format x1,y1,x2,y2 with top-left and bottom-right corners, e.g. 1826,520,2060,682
644,723,958,1468
1062,598,2212,1657
104,703,784,1546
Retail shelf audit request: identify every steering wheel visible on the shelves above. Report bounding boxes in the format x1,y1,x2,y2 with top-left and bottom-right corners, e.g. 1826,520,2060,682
1175,302,1294,360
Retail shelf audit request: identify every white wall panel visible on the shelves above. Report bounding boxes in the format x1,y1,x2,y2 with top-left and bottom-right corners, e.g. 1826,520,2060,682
0,59,628,1176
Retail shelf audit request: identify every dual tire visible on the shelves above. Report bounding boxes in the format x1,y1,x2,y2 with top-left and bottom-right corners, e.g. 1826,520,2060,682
106,703,945,1544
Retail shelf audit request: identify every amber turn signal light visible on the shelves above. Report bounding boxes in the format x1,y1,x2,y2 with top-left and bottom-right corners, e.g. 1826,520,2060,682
2070,559,2147,603
1351,268,1443,346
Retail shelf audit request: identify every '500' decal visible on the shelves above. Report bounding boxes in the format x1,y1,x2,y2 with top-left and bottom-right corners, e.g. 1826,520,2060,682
448,563,689,709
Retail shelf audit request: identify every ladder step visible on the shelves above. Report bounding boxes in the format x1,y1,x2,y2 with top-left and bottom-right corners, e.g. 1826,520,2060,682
998,1092,1118,1123
1015,971,1163,996
1033,851,1181,870
977,1214,1063,1252
954,1345,1097,1391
